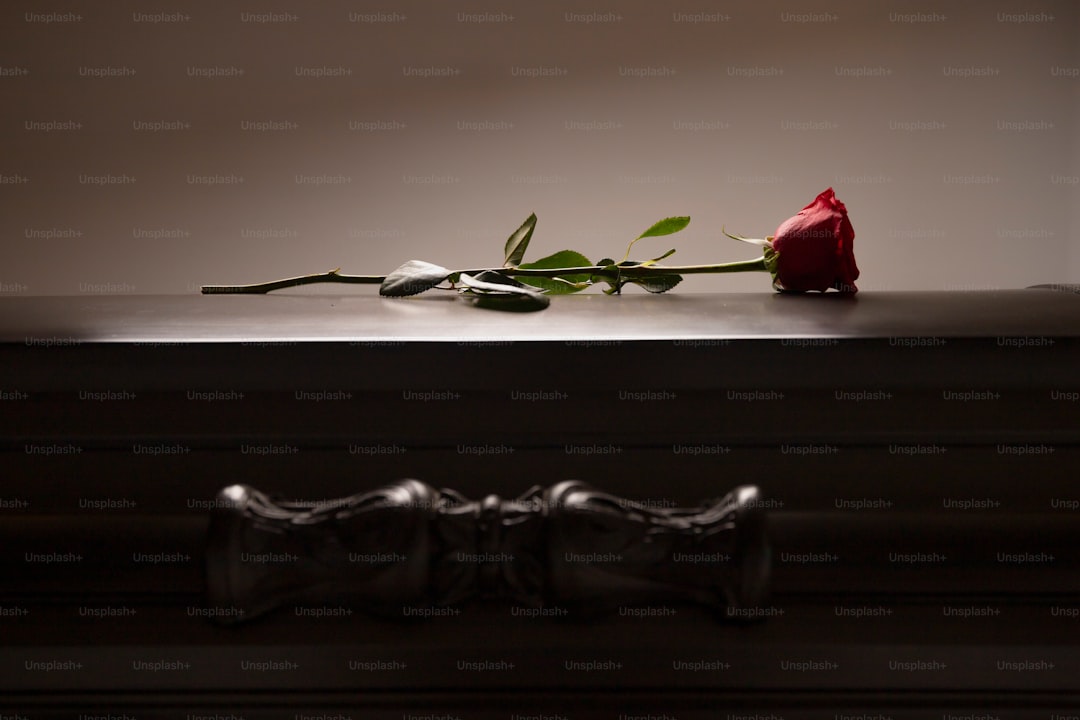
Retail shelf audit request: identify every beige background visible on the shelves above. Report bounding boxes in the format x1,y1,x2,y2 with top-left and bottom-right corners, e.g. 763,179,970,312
1,0,1078,295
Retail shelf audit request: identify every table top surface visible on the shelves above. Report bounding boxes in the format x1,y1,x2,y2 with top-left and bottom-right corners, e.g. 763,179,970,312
1,287,1078,343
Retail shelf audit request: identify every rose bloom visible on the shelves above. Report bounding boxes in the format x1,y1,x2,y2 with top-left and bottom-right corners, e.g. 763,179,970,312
770,188,859,293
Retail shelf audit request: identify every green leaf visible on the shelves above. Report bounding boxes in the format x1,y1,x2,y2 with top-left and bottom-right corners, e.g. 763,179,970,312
621,216,690,264
517,250,593,294
629,274,683,294
636,248,676,267
380,260,452,297
503,213,537,267
458,270,550,311
637,216,690,240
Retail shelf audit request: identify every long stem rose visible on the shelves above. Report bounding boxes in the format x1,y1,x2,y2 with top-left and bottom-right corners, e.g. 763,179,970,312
202,189,859,310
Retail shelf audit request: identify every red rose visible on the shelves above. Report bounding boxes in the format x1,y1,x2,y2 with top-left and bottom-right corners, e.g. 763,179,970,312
769,188,859,293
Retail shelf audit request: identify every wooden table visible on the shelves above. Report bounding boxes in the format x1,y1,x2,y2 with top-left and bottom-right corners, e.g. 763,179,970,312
2,289,1078,716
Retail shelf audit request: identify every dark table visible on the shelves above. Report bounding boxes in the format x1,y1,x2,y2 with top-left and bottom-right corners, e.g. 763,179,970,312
2,289,1078,718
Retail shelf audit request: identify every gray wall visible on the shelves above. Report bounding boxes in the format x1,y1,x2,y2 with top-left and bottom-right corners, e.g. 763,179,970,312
2,0,1078,295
